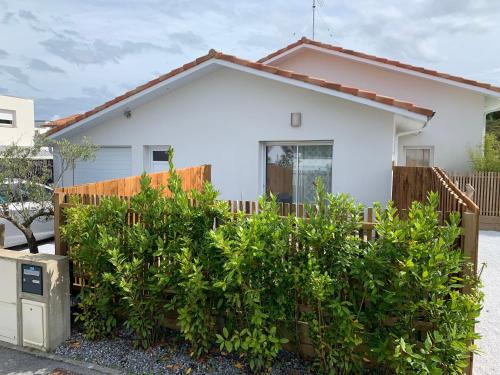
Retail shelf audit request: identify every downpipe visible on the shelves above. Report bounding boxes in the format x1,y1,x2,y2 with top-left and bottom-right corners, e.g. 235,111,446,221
393,115,434,163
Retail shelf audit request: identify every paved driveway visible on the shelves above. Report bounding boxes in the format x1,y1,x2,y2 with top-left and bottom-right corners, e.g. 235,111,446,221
0,344,119,375
474,231,500,374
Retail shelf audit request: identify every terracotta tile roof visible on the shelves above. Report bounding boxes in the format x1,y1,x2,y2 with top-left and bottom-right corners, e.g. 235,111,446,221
258,37,500,94
44,114,81,127
47,49,434,136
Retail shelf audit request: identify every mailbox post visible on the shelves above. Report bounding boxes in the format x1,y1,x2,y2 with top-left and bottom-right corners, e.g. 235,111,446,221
0,250,70,351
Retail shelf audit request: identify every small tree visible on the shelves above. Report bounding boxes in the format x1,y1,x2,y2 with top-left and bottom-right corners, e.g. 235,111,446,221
469,133,500,171
0,135,98,253
54,138,99,186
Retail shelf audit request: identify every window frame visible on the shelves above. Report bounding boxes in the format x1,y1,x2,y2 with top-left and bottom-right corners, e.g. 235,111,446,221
152,150,169,162
0,109,16,128
404,145,434,167
145,145,171,172
260,140,334,203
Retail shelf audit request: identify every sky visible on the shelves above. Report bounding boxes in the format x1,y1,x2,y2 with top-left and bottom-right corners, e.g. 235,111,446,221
0,0,500,120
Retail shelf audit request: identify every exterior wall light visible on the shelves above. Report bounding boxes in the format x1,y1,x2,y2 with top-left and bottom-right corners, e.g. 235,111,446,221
291,112,302,127
124,109,132,119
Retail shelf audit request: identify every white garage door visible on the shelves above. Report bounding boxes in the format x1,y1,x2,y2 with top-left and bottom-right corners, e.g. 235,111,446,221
73,147,132,185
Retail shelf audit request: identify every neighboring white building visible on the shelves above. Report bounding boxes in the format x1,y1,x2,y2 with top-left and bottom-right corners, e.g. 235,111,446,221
0,95,37,146
47,38,500,206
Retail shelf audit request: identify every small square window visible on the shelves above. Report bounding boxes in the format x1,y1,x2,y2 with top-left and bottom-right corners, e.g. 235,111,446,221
0,110,15,127
405,147,433,167
152,150,168,162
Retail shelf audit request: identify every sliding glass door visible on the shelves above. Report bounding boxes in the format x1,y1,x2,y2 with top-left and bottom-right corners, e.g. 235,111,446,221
265,143,333,204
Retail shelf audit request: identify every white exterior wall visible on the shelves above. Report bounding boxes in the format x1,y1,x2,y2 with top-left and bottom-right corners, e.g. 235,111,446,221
0,95,36,146
62,68,395,206
271,49,487,172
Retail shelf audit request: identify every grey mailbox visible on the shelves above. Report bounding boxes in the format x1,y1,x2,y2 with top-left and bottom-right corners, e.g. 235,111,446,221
21,264,43,296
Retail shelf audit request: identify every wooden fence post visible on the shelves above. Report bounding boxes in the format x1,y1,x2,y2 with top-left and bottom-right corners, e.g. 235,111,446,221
54,192,68,256
462,211,479,276
462,210,479,375
202,164,211,183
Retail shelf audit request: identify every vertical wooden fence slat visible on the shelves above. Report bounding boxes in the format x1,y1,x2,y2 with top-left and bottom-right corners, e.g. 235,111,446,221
54,192,68,256
366,207,373,241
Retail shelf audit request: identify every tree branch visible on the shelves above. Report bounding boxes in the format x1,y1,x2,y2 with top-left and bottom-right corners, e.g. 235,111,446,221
23,208,54,227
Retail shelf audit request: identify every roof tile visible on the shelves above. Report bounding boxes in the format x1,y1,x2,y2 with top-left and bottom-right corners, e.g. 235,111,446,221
357,91,377,100
339,86,359,95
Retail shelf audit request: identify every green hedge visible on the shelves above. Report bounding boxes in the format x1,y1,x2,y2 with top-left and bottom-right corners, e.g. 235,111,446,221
62,155,482,374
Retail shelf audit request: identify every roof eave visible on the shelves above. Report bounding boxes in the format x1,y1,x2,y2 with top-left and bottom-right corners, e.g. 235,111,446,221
48,59,220,139
49,56,434,138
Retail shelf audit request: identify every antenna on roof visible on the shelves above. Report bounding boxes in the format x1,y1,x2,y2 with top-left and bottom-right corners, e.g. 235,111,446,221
312,0,325,40
312,0,316,40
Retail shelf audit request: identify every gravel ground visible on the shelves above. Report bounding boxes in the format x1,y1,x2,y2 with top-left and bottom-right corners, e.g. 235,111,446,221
55,329,312,375
474,231,500,375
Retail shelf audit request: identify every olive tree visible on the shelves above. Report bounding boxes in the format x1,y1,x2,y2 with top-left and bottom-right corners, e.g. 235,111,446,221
0,135,98,253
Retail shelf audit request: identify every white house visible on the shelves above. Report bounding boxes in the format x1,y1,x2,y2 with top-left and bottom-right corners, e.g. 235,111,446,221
0,95,37,146
47,38,500,206
0,94,53,167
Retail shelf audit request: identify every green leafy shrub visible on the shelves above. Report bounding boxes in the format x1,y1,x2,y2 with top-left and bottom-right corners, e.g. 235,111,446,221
62,156,482,374
360,194,482,374
159,152,229,356
110,150,229,349
470,133,500,171
61,196,128,339
292,181,366,373
107,174,169,348
212,197,294,371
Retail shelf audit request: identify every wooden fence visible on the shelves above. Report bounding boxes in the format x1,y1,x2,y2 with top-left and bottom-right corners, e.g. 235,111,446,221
54,165,211,255
57,194,477,289
449,171,500,230
55,164,211,197
56,165,480,272
392,166,479,271
392,166,479,375
62,199,379,293
392,166,479,214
